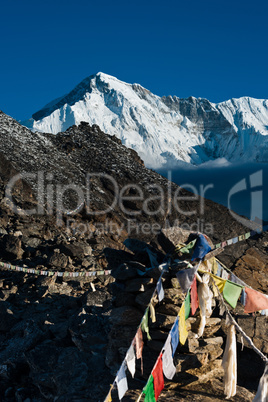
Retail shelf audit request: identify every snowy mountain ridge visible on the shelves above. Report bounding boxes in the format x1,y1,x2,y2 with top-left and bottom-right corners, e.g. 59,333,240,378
24,72,268,168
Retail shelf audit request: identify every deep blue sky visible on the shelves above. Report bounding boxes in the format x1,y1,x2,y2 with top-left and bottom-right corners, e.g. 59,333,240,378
1,0,268,121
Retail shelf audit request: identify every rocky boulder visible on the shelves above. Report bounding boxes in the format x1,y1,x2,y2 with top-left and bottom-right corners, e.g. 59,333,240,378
0,234,24,260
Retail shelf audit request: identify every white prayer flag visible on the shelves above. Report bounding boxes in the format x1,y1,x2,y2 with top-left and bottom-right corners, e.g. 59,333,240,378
156,278,164,302
253,363,268,402
162,335,176,380
115,363,128,400
126,344,136,378
221,269,229,280
222,324,237,398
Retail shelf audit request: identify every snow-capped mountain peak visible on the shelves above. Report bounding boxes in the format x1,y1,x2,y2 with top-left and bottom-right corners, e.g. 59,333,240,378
24,73,268,168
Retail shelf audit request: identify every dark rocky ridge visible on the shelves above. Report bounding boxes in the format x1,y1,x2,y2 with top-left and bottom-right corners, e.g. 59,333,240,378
0,111,250,243
0,111,267,401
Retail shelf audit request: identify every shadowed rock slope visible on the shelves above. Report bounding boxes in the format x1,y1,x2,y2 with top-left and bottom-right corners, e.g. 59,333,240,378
0,111,267,401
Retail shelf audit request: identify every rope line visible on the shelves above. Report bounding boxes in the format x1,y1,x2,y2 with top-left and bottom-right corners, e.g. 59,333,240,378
0,261,111,278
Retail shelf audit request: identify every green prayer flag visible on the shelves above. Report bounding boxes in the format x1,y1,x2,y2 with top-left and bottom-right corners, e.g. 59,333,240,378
143,374,156,402
141,307,151,340
245,232,251,239
184,291,191,320
179,239,197,254
223,280,243,308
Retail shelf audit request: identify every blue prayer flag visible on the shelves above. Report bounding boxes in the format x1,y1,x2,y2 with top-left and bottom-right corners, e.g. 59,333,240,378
241,289,247,306
170,317,179,357
191,234,211,261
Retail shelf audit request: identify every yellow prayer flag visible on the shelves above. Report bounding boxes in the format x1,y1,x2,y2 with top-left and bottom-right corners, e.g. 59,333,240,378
211,258,218,275
149,302,156,323
211,274,226,293
200,257,218,274
104,387,112,402
179,303,188,345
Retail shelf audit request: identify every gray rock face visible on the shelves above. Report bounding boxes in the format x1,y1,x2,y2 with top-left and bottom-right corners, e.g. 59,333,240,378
235,315,268,354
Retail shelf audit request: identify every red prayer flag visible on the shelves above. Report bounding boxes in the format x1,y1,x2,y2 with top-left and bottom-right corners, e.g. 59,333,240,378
135,327,144,359
135,327,144,374
244,287,268,314
191,275,199,315
152,353,164,400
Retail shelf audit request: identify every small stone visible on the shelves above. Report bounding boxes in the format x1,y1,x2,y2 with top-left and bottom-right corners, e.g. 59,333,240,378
202,337,223,346
22,236,42,248
48,252,68,269
191,317,222,338
158,227,195,253
13,230,23,237
171,277,180,289
164,288,185,305
60,242,88,258
83,290,111,308
188,337,199,353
